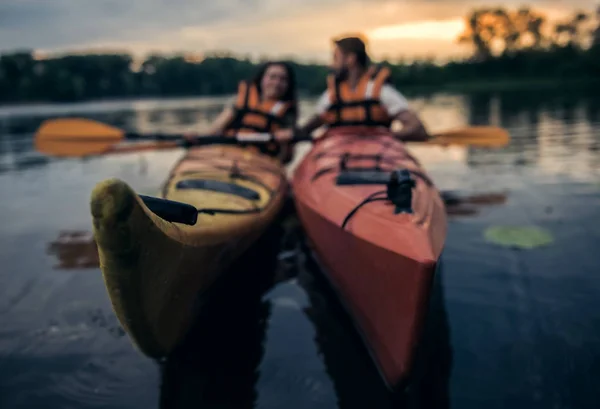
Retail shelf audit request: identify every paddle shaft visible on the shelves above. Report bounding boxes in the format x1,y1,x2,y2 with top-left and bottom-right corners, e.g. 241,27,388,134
34,117,510,158
122,131,314,145
37,131,314,157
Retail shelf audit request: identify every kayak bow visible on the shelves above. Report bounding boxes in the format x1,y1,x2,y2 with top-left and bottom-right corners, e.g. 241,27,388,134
91,145,287,357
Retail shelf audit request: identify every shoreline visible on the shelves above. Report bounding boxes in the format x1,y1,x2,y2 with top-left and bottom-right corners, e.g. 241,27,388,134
397,78,600,96
1,78,598,109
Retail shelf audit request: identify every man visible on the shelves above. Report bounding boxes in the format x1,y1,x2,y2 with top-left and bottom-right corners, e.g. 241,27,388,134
276,35,429,142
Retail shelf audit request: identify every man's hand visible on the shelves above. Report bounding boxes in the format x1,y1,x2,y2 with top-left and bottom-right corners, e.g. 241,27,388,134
392,110,430,142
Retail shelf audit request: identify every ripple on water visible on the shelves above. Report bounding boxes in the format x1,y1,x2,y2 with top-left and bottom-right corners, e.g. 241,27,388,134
46,353,156,409
255,280,338,409
1,92,600,409
1,308,158,409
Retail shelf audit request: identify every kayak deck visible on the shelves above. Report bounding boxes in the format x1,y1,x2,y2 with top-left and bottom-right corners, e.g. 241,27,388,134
91,145,287,358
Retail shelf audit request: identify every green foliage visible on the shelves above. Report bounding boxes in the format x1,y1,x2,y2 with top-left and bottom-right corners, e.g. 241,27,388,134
0,6,598,104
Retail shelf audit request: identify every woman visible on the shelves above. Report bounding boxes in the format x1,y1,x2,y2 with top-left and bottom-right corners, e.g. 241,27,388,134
204,61,298,164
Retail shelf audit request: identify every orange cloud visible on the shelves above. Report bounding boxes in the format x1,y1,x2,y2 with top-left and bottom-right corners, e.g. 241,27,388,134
32,0,593,62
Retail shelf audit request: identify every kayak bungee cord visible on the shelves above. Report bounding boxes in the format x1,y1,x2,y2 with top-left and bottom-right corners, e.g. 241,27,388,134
308,141,431,230
340,190,388,229
338,168,419,229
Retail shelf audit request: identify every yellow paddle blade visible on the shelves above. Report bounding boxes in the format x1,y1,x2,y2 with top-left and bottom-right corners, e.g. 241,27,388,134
429,126,510,147
35,118,126,157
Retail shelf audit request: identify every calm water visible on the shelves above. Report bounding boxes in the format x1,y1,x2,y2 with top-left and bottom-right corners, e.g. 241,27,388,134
0,90,599,409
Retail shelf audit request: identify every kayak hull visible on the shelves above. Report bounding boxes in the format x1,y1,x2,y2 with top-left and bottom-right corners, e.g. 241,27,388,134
91,145,287,358
292,129,447,391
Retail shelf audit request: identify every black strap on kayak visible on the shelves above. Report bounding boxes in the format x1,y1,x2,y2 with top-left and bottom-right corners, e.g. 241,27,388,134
308,150,423,228
336,170,390,185
311,153,382,182
175,179,261,201
313,164,432,187
152,150,285,222
180,155,280,194
196,207,261,216
311,152,433,186
340,169,416,229
140,192,262,225
311,138,424,167
178,170,273,194
341,153,382,171
313,152,406,162
228,159,275,195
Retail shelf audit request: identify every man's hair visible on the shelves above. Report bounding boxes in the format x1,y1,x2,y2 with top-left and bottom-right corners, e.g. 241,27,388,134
333,35,370,67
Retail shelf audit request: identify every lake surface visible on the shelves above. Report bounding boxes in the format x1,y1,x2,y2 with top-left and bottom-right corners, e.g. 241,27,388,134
1,90,599,409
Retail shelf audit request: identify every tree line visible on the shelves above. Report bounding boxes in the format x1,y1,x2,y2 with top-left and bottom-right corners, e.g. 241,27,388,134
0,5,598,104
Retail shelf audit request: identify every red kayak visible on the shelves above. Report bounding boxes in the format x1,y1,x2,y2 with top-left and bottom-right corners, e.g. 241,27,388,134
292,128,447,392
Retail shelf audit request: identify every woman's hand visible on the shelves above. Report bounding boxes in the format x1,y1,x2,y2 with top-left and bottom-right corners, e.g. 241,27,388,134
205,106,235,136
182,132,200,143
274,129,294,142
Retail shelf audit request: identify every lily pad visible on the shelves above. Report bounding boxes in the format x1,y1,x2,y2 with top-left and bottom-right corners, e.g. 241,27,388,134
484,225,554,249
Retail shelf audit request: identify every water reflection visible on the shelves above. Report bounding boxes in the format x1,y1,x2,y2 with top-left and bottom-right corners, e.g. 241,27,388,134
1,90,600,409
442,191,509,218
159,217,282,409
42,189,510,275
459,91,600,182
47,205,454,408
297,219,453,409
1,92,599,180
0,102,227,174
46,231,99,270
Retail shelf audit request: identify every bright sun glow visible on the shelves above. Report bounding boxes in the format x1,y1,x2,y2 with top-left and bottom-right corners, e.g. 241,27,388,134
368,19,465,41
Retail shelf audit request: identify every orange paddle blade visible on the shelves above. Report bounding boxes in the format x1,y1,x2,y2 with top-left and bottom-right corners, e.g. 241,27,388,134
429,126,510,147
35,118,128,157
35,118,125,141
32,117,226,157
36,138,180,157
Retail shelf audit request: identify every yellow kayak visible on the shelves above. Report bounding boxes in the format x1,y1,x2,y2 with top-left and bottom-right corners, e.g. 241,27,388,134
90,145,287,358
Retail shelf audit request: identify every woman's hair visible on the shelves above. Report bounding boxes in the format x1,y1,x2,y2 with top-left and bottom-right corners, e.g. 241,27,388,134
251,60,298,118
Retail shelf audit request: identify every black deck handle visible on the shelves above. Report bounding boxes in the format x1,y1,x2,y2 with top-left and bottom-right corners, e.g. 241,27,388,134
292,134,314,142
139,195,198,225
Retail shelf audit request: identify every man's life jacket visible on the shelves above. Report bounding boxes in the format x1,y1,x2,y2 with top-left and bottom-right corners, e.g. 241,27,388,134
320,65,393,129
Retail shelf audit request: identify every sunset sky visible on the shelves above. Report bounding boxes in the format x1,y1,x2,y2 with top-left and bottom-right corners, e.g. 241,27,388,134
0,0,596,62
